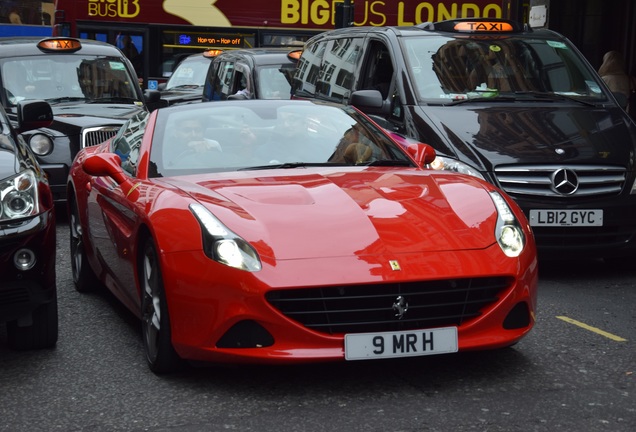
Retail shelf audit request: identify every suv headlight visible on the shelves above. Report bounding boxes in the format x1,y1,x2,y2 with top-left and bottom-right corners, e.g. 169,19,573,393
189,203,262,271
0,170,39,221
430,155,485,180
489,191,525,257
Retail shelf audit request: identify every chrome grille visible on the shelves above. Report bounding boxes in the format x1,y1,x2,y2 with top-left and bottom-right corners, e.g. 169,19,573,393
494,164,626,198
265,277,512,335
81,126,121,148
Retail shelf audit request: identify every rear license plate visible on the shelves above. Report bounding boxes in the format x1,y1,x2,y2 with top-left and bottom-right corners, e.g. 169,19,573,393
344,327,458,361
529,209,603,227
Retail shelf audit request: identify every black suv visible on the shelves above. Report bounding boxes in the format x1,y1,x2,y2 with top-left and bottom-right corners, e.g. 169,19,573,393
1,100,58,350
292,19,636,263
0,36,149,205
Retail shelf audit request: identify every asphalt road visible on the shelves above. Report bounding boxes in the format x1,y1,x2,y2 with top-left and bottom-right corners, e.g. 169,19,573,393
1,220,634,432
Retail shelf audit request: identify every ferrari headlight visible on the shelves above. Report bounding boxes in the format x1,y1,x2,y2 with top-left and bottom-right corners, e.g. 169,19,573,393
489,191,525,257
1,170,39,221
190,203,262,271
29,133,53,156
429,156,485,180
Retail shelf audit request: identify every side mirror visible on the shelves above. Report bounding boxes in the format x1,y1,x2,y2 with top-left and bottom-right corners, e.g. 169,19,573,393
83,152,124,180
350,89,391,116
613,91,628,109
407,143,437,167
350,89,383,109
82,153,140,200
16,100,53,133
144,89,167,112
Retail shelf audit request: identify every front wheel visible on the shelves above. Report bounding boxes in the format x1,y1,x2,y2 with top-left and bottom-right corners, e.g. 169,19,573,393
141,237,181,374
7,298,58,350
69,196,100,293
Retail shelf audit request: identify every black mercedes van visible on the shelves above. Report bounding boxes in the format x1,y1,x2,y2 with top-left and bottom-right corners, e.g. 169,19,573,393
291,18,636,263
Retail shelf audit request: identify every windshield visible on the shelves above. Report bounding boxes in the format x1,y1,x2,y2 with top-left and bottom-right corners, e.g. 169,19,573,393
149,101,413,176
255,64,295,99
0,56,140,106
401,36,607,103
165,56,211,89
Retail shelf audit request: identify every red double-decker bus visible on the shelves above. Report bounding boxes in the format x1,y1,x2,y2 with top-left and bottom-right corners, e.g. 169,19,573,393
52,0,506,89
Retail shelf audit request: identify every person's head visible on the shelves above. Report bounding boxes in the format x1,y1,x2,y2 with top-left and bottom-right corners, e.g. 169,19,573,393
599,51,626,76
343,125,360,142
174,118,204,142
276,110,307,138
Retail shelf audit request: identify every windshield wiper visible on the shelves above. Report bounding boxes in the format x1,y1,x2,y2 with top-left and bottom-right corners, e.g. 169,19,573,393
513,91,597,106
238,162,313,171
168,84,202,90
86,96,140,104
46,96,87,103
443,94,516,106
362,159,412,167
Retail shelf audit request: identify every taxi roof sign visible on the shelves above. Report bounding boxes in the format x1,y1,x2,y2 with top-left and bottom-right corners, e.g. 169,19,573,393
37,38,82,53
203,49,224,58
454,21,515,32
288,50,303,61
431,18,524,34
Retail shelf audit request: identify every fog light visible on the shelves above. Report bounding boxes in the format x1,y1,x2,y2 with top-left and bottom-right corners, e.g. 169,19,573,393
14,248,36,271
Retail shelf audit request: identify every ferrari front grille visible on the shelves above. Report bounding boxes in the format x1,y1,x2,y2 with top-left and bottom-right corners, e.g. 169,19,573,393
81,126,121,148
265,277,512,335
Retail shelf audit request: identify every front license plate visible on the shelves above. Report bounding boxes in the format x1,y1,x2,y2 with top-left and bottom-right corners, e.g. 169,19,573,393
344,327,458,361
529,209,603,227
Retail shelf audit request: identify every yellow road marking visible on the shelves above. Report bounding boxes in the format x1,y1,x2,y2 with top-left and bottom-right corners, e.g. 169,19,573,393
556,316,627,342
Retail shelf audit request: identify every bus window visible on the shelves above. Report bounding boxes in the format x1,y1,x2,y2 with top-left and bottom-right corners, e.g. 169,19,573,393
116,33,143,77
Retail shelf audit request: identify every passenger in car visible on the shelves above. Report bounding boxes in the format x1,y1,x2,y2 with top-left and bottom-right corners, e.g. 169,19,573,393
2,62,36,104
598,51,632,109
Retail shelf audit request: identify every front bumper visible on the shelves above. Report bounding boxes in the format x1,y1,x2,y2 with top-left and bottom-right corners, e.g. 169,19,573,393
0,211,57,322
517,193,636,258
160,243,538,364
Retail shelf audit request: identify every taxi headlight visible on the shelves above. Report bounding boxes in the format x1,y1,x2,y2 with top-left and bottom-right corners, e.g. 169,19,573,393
489,191,525,257
429,155,485,180
189,203,262,271
29,133,53,156
0,170,39,221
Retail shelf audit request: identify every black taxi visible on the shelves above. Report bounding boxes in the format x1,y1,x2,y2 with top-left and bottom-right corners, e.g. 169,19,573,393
0,37,148,206
156,50,222,108
203,48,301,101
291,19,636,264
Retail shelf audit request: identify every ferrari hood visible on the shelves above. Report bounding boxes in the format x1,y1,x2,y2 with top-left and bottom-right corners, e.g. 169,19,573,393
173,170,500,260
417,104,635,167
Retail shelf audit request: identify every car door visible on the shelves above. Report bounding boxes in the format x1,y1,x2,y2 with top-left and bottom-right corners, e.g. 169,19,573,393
86,113,148,308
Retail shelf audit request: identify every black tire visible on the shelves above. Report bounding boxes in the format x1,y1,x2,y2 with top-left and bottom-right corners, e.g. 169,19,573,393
69,195,100,293
141,237,181,374
7,298,58,350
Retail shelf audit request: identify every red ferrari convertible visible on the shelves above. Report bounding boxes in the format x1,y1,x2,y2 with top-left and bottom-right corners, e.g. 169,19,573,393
67,100,538,373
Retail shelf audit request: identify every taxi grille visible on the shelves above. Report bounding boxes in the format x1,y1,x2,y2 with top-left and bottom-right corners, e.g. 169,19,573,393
81,126,121,148
494,165,626,198
265,277,511,335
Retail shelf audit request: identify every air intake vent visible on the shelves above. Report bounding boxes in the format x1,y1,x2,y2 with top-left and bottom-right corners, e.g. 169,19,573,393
266,277,512,335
